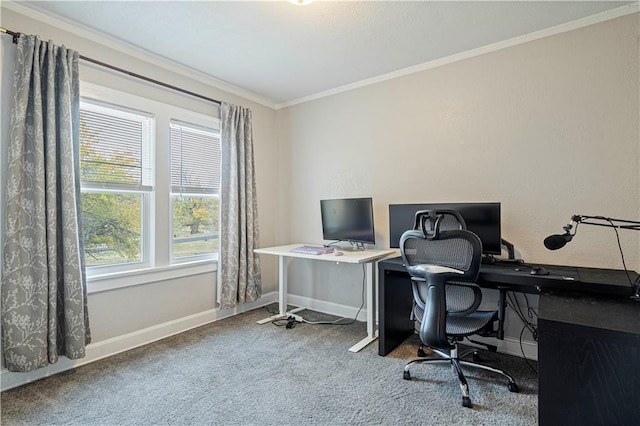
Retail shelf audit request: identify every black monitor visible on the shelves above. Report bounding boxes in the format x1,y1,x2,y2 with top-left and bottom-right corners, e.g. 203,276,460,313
389,202,501,254
321,197,376,245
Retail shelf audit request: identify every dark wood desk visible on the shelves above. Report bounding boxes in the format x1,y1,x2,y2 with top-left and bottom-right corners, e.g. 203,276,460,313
538,291,640,425
378,256,637,357
377,257,640,425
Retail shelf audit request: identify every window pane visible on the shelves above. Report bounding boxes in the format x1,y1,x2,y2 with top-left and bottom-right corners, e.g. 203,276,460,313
80,102,153,187
82,192,142,266
170,122,220,194
172,195,219,258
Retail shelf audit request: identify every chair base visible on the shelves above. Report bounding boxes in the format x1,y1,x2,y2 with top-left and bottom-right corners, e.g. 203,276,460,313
403,344,519,408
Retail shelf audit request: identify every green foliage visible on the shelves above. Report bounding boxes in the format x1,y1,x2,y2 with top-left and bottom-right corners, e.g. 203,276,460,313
173,196,218,235
82,193,141,264
172,196,219,258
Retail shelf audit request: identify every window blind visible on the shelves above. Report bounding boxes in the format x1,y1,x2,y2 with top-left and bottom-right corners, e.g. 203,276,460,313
170,121,221,194
79,101,153,188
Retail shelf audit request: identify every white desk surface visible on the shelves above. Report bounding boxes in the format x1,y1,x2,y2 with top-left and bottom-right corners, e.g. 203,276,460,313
254,243,397,352
255,244,396,264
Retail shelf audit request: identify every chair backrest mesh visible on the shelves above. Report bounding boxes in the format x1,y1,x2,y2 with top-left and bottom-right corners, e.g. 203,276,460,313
414,209,466,238
402,237,474,272
436,213,464,232
415,279,478,313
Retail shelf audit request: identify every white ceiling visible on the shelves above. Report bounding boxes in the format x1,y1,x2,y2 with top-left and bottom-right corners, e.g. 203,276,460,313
11,1,636,107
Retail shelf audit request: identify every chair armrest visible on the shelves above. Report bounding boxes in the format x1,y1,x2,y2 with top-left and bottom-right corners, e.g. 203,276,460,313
407,264,464,278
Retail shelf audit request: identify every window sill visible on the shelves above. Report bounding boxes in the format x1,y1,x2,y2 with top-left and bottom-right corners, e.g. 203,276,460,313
87,260,218,294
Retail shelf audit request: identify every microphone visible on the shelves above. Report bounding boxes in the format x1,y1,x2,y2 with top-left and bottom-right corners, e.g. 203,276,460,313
544,215,581,250
543,233,573,250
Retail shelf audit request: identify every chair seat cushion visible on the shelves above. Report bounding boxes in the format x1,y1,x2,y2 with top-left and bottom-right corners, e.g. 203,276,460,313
412,304,497,337
447,310,497,336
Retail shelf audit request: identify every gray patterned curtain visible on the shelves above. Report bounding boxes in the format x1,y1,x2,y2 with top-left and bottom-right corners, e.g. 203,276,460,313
1,35,90,372
218,102,261,309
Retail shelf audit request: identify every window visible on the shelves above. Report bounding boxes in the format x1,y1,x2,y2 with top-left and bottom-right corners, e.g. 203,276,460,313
78,82,220,286
170,121,221,260
79,100,153,270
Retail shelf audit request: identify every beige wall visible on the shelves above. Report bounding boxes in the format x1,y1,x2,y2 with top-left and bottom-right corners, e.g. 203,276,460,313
275,14,639,323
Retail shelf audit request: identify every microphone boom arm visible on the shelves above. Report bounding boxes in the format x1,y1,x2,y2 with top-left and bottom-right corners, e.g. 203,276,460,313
547,214,640,300
562,214,640,301
572,215,640,231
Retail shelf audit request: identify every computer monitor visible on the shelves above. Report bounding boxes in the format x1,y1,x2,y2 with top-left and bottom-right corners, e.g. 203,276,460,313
321,197,376,245
389,202,501,254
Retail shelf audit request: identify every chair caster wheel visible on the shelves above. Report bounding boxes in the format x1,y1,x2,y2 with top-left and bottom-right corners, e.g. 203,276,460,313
462,396,472,408
417,347,427,357
508,382,519,393
403,370,411,380
472,352,482,362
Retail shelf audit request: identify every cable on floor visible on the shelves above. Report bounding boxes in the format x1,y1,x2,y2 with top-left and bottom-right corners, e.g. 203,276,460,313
268,264,367,328
300,264,366,326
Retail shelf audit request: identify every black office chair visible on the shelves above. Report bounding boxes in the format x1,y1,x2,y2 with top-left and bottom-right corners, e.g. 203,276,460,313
400,210,519,408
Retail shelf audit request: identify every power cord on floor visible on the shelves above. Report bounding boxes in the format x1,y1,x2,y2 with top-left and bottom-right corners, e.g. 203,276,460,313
300,264,366,326
263,306,302,328
267,264,367,328
271,316,303,329
264,305,278,316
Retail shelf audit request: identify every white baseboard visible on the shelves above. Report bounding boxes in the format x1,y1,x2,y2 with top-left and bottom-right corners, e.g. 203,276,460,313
0,292,278,392
286,294,369,322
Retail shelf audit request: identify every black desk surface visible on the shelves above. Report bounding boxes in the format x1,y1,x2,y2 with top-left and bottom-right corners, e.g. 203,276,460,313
379,256,639,297
539,290,640,335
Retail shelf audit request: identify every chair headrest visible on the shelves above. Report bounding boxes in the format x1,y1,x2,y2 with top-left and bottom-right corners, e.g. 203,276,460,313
413,209,466,240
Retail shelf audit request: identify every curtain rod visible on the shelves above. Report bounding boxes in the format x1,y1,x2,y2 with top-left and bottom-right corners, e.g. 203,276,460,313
1,26,222,106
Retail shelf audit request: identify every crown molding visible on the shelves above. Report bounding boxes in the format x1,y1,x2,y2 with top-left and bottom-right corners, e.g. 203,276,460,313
275,3,640,109
2,1,277,109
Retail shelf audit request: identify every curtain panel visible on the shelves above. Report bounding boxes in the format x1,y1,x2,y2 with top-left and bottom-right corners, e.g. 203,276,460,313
218,102,262,309
2,35,90,372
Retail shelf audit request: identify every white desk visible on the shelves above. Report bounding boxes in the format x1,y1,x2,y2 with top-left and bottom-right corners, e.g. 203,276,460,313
254,244,395,352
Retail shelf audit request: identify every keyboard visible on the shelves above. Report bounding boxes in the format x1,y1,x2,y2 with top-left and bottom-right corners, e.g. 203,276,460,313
289,245,334,255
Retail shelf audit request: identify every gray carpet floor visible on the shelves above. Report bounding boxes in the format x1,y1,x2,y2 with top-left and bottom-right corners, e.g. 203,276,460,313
0,307,538,425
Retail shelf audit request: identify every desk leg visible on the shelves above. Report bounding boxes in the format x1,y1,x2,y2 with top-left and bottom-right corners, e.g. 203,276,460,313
497,287,507,340
278,255,287,316
349,262,378,352
257,256,305,324
378,269,415,356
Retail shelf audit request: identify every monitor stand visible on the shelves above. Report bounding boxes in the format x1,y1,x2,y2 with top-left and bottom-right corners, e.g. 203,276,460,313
332,241,367,251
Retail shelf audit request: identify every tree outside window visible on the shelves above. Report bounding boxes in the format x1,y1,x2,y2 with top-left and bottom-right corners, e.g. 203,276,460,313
79,102,151,267
170,121,220,260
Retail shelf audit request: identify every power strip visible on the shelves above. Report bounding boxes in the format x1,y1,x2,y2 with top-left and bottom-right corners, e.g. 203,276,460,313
287,314,304,323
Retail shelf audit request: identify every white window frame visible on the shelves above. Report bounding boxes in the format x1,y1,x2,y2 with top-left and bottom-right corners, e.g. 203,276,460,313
79,98,154,276
80,82,220,292
169,120,221,264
